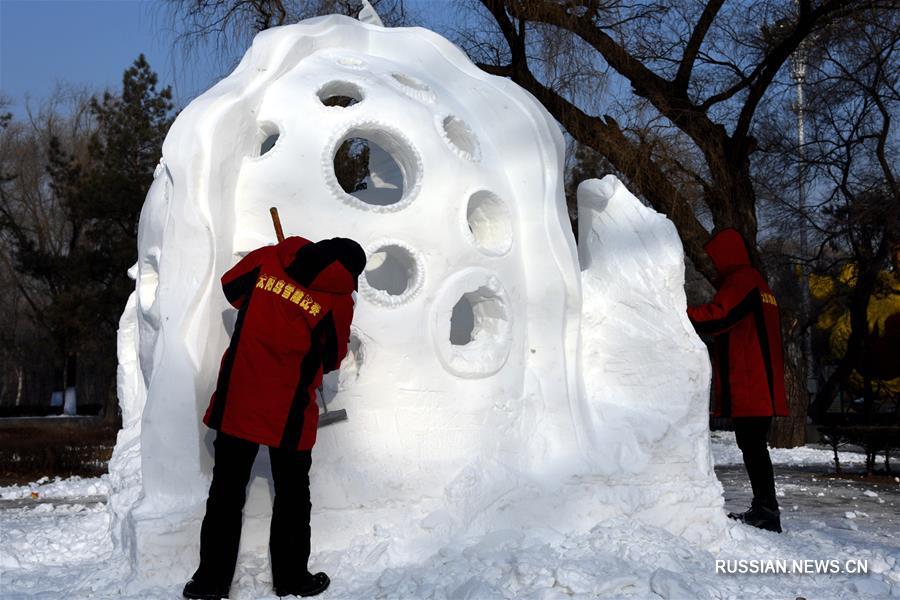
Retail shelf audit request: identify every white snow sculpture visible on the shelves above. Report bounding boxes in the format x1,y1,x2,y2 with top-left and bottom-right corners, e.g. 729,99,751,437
110,13,724,587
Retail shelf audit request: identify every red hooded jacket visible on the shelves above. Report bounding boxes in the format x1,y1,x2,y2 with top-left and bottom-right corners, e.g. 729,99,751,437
203,236,365,450
688,229,789,418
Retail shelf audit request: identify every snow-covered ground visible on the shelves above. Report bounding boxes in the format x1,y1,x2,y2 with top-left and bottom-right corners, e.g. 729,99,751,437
1,434,898,599
710,431,869,468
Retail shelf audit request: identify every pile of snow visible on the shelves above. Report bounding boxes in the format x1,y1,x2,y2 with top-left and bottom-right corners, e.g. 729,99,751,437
0,476,117,577
0,475,109,502
3,456,899,598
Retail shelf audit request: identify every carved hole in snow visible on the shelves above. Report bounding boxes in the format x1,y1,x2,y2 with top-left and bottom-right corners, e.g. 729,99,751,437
317,81,363,107
257,122,280,157
332,130,417,207
360,243,422,306
441,116,479,161
466,191,512,255
442,283,511,377
392,73,429,91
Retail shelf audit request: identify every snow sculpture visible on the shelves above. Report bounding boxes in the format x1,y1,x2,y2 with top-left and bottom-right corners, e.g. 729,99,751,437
110,14,724,586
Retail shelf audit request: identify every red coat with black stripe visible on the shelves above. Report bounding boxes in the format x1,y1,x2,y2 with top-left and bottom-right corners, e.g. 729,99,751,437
688,229,789,418
204,236,362,450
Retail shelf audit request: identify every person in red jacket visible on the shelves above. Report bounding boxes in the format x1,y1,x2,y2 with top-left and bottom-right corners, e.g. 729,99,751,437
183,235,366,600
688,228,789,533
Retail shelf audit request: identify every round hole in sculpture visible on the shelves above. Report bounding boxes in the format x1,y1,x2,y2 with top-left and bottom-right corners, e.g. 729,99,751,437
466,191,512,255
359,241,424,306
332,129,418,207
317,81,363,107
441,115,479,160
257,122,280,157
392,73,429,91
364,245,415,296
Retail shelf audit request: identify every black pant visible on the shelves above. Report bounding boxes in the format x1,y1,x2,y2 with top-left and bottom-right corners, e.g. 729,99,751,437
192,432,312,591
733,416,779,511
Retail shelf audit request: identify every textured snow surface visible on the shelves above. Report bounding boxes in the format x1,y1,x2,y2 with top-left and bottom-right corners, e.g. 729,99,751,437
3,438,899,599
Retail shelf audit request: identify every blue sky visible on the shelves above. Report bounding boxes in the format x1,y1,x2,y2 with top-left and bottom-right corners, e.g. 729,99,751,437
0,0,459,117
0,0,236,117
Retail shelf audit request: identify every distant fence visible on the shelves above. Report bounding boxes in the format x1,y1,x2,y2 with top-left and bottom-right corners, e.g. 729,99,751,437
0,414,120,484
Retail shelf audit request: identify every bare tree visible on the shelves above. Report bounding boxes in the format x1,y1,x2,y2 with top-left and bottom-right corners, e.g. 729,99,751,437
0,89,95,409
754,7,899,427
454,0,896,446
795,11,899,418
0,57,174,419
465,0,893,278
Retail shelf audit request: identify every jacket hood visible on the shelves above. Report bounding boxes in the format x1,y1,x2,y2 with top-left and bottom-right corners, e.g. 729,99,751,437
278,236,366,294
705,228,751,277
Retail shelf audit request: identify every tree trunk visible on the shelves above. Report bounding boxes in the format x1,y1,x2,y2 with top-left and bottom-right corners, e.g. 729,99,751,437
770,339,807,448
103,383,120,427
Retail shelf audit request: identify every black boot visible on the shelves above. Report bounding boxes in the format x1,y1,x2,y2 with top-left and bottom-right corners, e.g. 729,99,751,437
727,507,753,521
182,578,230,599
740,505,782,533
275,572,330,597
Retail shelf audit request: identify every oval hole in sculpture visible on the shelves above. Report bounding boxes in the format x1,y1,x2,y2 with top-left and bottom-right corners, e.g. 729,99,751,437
257,122,280,157
439,280,512,378
333,132,413,207
466,190,512,255
317,81,363,107
441,115,479,160
364,245,416,296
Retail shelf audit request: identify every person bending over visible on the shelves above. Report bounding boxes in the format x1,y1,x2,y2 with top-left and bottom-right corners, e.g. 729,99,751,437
688,228,788,533
184,236,366,599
